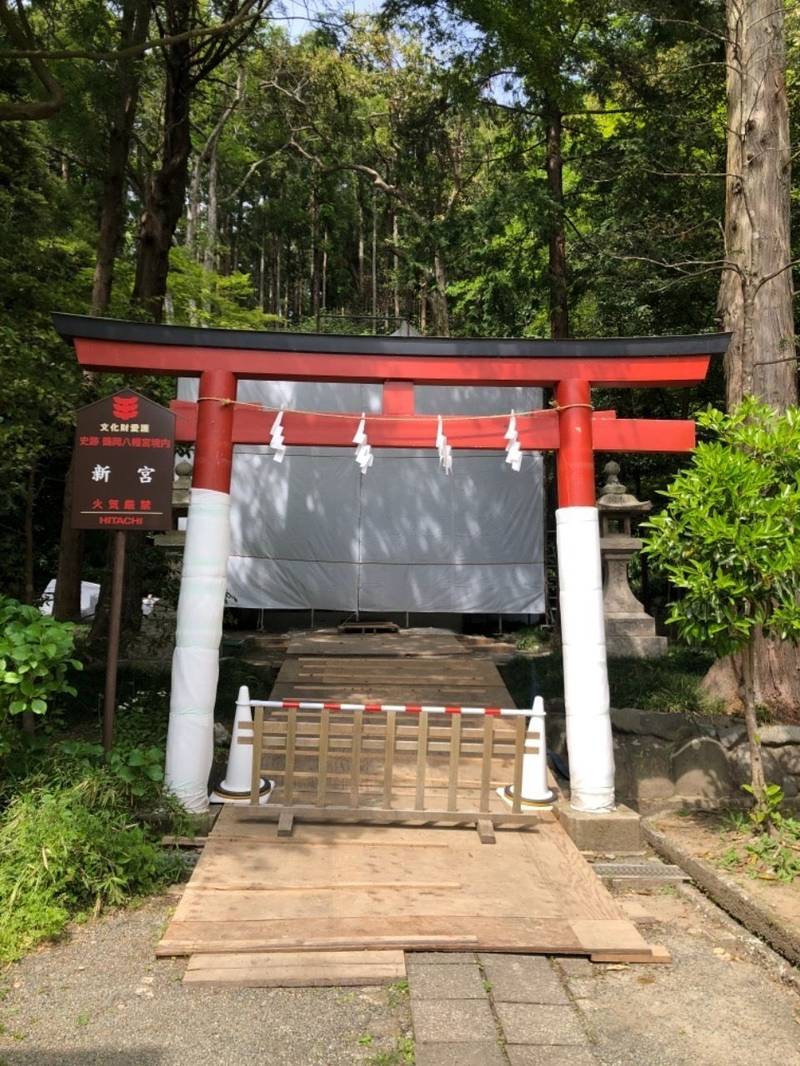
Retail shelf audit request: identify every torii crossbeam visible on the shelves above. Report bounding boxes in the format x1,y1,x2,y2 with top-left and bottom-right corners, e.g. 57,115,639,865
54,314,729,814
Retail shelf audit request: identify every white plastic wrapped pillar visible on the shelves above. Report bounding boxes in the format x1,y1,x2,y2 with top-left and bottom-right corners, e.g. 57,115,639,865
165,487,231,812
556,506,615,812
166,369,236,813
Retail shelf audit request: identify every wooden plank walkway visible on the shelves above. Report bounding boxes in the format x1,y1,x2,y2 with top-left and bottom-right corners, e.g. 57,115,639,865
160,630,667,980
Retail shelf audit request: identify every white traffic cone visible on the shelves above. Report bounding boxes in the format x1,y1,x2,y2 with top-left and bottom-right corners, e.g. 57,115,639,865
500,697,555,807
209,686,273,805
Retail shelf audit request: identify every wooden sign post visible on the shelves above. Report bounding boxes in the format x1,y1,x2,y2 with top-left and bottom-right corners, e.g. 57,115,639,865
72,389,175,751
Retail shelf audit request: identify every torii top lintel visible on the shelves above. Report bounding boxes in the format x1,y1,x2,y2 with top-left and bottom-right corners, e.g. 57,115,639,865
53,314,729,389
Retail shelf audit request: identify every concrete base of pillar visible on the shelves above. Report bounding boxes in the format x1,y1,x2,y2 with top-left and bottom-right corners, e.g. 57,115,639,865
556,799,643,853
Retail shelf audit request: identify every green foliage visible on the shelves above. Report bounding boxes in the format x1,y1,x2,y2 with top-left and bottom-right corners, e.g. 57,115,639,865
500,647,716,715
0,770,187,963
0,597,82,740
367,1036,416,1066
514,626,548,652
742,783,788,832
166,247,285,329
719,787,800,884
643,400,800,657
55,740,165,800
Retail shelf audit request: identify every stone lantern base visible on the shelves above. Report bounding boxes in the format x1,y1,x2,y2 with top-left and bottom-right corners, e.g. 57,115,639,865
605,614,668,659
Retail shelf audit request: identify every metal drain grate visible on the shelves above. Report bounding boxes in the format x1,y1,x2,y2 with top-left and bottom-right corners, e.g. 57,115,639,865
593,862,689,881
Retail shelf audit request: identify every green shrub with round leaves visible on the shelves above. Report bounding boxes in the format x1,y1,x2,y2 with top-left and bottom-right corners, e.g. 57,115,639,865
0,595,82,731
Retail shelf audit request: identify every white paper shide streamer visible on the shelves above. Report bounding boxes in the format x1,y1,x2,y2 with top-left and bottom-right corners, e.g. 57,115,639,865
269,409,286,463
353,413,373,473
504,410,523,472
436,415,453,474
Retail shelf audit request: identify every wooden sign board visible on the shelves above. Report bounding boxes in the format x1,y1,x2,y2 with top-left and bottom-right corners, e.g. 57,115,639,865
72,389,175,531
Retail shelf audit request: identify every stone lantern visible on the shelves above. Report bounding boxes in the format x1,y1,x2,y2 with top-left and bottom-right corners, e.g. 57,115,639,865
153,456,193,552
597,461,667,658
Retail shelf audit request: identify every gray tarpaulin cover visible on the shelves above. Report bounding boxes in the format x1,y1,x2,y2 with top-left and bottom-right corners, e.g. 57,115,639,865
179,379,545,614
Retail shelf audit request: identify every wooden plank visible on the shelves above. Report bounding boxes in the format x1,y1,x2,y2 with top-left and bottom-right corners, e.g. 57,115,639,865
512,716,525,814
519,823,621,921
480,717,493,813
286,633,467,658
447,714,461,812
284,707,296,804
317,707,330,806
157,915,584,956
277,810,295,837
183,881,462,893
350,708,363,808
250,707,264,803
158,930,483,957
384,710,396,808
184,949,406,987
240,806,540,827
415,711,428,811
477,818,496,845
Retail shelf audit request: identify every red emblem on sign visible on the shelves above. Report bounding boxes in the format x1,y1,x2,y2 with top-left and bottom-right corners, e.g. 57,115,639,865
112,394,139,420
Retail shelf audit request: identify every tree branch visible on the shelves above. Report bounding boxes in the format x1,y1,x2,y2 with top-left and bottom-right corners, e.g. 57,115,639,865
0,0,64,121
1,0,267,62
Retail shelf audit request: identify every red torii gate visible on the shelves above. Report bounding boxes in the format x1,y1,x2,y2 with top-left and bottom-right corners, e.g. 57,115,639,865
54,314,729,813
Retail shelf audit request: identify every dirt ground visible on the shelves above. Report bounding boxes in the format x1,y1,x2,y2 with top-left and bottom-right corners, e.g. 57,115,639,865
0,878,799,1066
652,810,800,935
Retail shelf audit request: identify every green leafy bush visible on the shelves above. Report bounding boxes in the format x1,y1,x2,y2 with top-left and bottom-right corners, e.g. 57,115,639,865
0,596,82,730
643,400,800,814
56,740,166,800
0,770,187,963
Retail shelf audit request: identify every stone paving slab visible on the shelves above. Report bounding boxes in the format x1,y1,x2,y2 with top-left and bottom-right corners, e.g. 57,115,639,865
480,953,570,1004
415,1041,509,1065
507,1046,599,1066
554,956,595,978
407,952,478,966
408,964,486,1000
495,1002,588,1046
411,999,497,1043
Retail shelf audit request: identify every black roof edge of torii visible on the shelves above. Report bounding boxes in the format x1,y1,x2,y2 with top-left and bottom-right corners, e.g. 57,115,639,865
52,313,731,361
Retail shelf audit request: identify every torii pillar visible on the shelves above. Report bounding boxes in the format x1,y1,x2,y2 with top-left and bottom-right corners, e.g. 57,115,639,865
554,379,613,810
164,370,236,811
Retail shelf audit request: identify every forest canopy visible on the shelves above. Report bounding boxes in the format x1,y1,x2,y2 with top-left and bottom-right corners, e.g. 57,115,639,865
0,1,797,619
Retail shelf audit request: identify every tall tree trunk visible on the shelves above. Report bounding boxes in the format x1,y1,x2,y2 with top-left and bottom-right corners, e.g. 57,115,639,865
202,136,220,315
704,0,800,723
56,2,149,629
392,212,401,319
431,249,450,336
719,0,796,407
371,191,378,325
130,16,193,323
22,466,37,734
544,99,569,340
357,193,364,309
259,233,266,310
275,241,282,315
53,454,83,622
23,466,35,609
310,184,321,329
91,0,149,316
